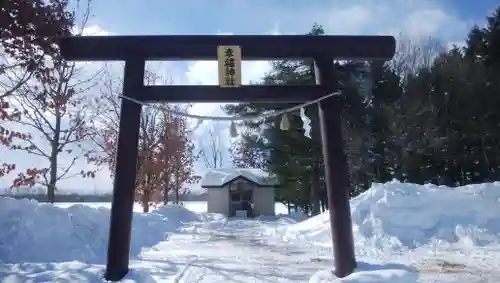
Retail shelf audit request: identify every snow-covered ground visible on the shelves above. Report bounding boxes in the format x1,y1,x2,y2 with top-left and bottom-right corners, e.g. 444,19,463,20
1,181,500,282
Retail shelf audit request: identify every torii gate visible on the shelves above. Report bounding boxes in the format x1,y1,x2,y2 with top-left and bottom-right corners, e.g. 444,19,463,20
59,34,395,281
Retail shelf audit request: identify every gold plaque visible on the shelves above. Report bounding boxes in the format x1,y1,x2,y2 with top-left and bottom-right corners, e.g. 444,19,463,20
217,45,242,88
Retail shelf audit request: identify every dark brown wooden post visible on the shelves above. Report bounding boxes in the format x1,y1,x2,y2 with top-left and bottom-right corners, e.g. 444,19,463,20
314,57,356,278
104,59,144,281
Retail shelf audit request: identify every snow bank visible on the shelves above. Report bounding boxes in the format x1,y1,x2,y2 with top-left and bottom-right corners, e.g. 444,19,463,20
0,262,156,283
309,262,418,283
0,197,206,264
55,202,146,212
255,212,308,224
255,214,295,222
154,204,205,224
270,181,500,252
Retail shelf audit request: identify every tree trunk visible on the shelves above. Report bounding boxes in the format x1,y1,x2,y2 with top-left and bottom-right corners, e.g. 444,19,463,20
47,182,56,203
310,164,321,216
321,199,326,212
310,185,321,216
303,204,310,216
48,109,62,203
163,169,171,205
173,172,181,204
309,185,321,216
142,197,150,213
175,185,180,204
163,186,169,205
142,172,151,213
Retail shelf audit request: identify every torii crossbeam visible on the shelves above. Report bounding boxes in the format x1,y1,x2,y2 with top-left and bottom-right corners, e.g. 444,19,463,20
59,34,395,281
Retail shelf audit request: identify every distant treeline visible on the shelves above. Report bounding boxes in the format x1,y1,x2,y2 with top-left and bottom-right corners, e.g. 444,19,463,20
1,194,113,203
0,193,208,203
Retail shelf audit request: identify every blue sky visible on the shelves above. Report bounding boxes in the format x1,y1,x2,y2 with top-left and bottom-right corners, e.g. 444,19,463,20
89,0,498,36
83,0,499,81
2,0,498,194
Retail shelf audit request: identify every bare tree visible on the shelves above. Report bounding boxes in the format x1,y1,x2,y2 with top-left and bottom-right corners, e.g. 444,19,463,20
10,56,101,202
134,106,168,212
0,0,82,185
89,68,199,209
198,122,226,169
388,35,446,80
6,3,101,202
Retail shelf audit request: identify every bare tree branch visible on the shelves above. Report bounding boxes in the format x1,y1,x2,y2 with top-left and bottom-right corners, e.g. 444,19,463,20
199,122,226,169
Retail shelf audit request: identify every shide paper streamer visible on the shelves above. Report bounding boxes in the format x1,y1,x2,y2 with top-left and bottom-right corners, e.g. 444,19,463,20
300,107,312,139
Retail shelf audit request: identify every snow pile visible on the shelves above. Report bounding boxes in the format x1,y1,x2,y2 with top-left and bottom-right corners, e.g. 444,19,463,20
201,168,278,187
309,262,418,283
254,212,308,224
155,204,205,224
0,198,110,263
269,181,500,252
0,197,206,264
255,215,298,224
0,262,156,283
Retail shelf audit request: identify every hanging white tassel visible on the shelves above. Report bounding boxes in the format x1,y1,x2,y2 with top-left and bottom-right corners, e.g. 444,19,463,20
300,107,312,139
279,113,290,131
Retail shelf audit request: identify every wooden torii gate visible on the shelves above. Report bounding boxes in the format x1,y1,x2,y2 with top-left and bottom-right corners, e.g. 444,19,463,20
59,34,395,281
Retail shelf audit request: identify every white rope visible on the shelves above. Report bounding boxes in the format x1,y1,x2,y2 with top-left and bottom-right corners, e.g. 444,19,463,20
117,90,341,122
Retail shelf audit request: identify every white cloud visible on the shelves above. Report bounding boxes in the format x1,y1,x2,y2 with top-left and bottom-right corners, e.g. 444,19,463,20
327,5,375,34
185,61,272,85
401,9,467,40
324,1,469,43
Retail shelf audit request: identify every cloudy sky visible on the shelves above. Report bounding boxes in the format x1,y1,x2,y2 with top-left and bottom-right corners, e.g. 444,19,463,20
1,0,498,194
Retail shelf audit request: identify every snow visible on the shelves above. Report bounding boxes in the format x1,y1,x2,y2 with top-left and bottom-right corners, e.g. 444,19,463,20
1,181,500,282
0,198,206,264
271,181,500,251
309,262,418,283
201,168,279,187
53,202,146,212
0,262,156,283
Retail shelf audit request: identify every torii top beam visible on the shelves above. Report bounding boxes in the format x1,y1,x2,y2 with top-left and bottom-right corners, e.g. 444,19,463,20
59,35,396,61
58,35,396,103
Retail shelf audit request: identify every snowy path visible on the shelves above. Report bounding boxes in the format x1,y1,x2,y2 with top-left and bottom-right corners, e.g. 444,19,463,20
136,218,330,282
132,216,500,283
405,246,500,282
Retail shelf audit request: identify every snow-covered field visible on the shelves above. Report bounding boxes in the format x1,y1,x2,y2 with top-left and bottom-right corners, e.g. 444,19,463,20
1,181,500,282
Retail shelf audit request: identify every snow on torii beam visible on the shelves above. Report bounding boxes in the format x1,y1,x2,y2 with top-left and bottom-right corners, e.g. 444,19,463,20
58,34,395,282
